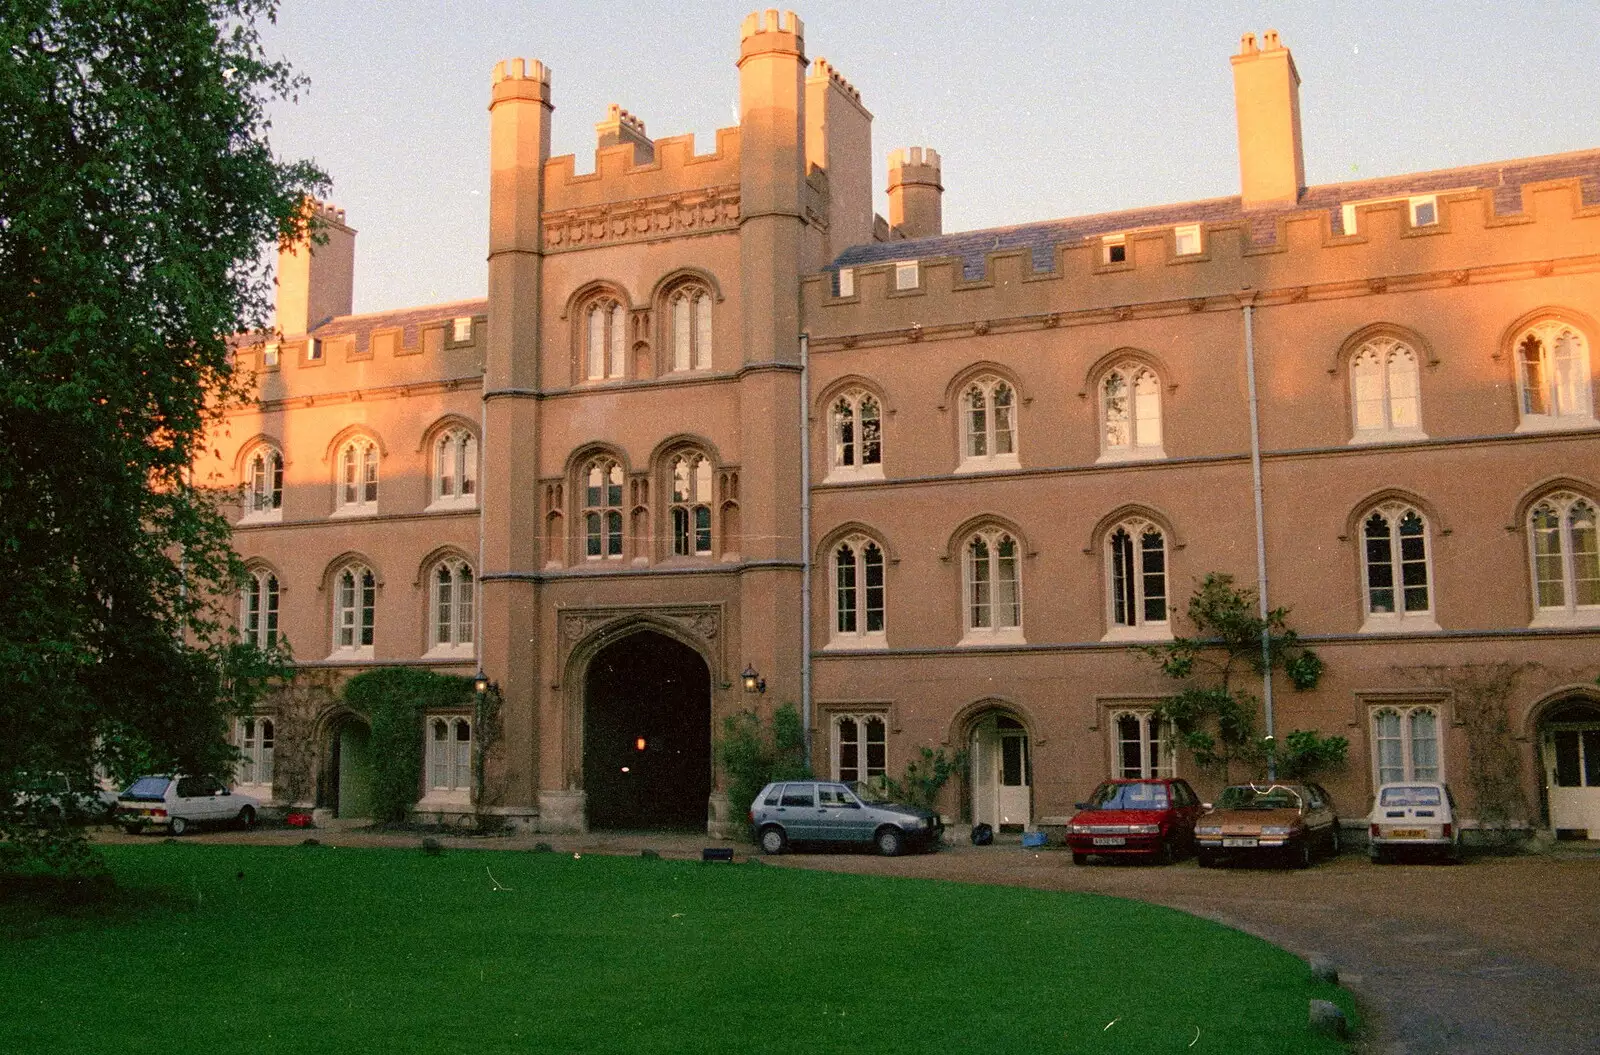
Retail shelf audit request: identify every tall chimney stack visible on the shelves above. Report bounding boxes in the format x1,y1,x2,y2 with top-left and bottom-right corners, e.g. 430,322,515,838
275,199,355,337
1231,30,1305,210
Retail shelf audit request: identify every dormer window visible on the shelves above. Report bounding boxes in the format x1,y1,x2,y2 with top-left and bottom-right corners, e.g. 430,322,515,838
452,316,473,343
1173,225,1202,256
1410,196,1438,227
262,342,280,369
894,261,919,291
1102,235,1127,264
837,268,855,297
305,338,322,362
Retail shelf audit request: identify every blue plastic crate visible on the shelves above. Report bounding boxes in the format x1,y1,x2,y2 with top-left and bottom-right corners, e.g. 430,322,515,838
1021,831,1049,849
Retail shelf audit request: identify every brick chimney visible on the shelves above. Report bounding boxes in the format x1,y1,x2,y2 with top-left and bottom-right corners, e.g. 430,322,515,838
1231,30,1305,210
595,103,654,164
887,147,942,238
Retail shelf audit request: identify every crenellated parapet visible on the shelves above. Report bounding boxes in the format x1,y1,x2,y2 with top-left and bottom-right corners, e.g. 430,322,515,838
805,174,1600,347
490,57,552,105
739,7,804,49
543,127,742,214
808,58,860,105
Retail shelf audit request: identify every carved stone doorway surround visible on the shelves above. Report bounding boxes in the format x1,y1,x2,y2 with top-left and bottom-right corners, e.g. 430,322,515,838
541,603,729,832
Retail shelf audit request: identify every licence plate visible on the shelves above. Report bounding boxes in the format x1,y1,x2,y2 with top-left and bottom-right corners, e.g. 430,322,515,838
1222,837,1257,848
1092,837,1126,847
1387,828,1428,839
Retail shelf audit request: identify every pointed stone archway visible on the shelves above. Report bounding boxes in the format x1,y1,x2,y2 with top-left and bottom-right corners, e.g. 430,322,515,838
582,629,713,830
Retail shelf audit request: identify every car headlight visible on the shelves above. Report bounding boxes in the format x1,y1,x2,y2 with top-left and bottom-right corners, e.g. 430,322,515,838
1196,825,1222,835
917,817,931,828
1130,824,1160,834
1260,826,1292,836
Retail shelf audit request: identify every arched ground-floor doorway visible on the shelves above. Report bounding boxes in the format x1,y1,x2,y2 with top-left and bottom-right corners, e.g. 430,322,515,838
583,629,712,830
1539,696,1600,837
326,715,376,819
969,711,1032,831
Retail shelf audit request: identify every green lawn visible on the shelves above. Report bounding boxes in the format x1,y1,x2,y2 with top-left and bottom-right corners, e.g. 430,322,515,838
0,844,1353,1053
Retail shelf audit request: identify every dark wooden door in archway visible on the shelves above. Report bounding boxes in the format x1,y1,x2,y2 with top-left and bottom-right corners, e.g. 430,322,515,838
583,630,712,830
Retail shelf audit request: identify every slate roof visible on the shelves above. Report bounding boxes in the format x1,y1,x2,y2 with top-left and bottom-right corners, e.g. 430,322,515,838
310,297,488,347
832,149,1600,281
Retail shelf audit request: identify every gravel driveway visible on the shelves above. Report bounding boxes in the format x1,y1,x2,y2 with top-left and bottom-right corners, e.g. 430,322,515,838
98,827,1600,1053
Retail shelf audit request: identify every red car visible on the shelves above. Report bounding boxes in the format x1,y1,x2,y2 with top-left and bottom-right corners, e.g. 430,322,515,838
1066,778,1205,865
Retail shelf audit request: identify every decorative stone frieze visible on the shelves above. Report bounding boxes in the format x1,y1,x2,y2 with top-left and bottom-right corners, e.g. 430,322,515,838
543,186,741,251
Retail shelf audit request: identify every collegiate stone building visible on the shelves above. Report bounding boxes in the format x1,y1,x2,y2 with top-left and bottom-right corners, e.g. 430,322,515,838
196,12,1600,837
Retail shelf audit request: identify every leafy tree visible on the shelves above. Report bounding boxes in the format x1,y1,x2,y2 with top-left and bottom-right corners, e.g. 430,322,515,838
0,0,324,872
1143,573,1338,783
715,703,811,824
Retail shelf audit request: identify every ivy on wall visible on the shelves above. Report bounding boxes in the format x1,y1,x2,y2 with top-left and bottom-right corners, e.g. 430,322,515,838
342,668,475,823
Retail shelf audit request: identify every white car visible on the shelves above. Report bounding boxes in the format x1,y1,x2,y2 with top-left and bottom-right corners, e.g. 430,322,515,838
1367,782,1460,863
117,775,260,835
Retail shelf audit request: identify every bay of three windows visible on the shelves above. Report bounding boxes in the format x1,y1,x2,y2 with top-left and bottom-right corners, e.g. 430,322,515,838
240,426,478,522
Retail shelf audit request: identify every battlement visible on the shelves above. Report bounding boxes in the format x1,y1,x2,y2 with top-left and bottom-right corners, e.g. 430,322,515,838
543,126,742,214
596,103,654,164
808,58,860,103
303,197,350,231
601,104,646,139
808,173,1600,341
888,147,941,181
740,8,803,42
492,57,551,85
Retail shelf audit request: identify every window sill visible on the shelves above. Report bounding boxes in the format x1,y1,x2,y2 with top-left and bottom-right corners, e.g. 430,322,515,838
1095,446,1167,465
959,627,1026,647
330,506,379,519
418,791,471,809
425,497,478,513
326,648,375,662
237,509,283,525
423,645,476,661
1514,414,1598,434
955,454,1020,475
823,464,886,484
1359,614,1441,634
1348,428,1428,446
1101,623,1173,643
824,633,887,651
1530,608,1600,629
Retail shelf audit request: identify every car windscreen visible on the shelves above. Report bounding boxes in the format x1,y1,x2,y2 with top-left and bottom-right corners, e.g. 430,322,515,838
1380,786,1443,807
1218,784,1303,810
122,776,171,801
1088,783,1170,810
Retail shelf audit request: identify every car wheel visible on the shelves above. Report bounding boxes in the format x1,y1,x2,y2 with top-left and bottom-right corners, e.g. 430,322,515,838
1157,839,1177,866
1369,846,1386,865
169,816,188,836
875,826,905,857
1328,826,1342,857
1294,842,1312,869
237,805,256,830
758,825,787,855
1071,852,1089,866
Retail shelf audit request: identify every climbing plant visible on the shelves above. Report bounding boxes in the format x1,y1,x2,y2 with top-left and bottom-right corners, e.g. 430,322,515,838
715,702,811,822
1142,573,1337,782
342,668,475,823
879,746,968,811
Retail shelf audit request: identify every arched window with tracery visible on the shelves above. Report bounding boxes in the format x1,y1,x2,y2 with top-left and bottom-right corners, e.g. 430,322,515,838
831,536,886,646
427,717,472,793
241,568,280,650
669,452,714,557
667,284,713,372
828,389,883,480
243,444,283,519
962,527,1022,643
332,563,376,657
1105,518,1168,639
336,438,379,513
1100,362,1164,460
960,377,1017,470
1361,503,1436,631
1529,491,1600,626
430,558,474,653
584,296,627,381
1349,336,1422,441
583,458,625,561
1515,320,1594,428
432,427,477,506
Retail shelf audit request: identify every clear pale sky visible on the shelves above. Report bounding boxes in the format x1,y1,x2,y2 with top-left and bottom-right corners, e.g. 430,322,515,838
259,1,1599,315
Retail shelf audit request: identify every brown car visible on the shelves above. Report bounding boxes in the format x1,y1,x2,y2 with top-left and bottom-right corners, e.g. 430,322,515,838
1194,781,1341,868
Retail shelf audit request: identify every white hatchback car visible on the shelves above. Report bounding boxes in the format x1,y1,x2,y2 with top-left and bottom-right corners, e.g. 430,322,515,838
1367,782,1461,863
117,775,260,835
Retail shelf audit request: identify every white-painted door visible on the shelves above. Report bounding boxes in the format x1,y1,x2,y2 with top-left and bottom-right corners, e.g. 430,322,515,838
1545,726,1600,835
971,715,1031,830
